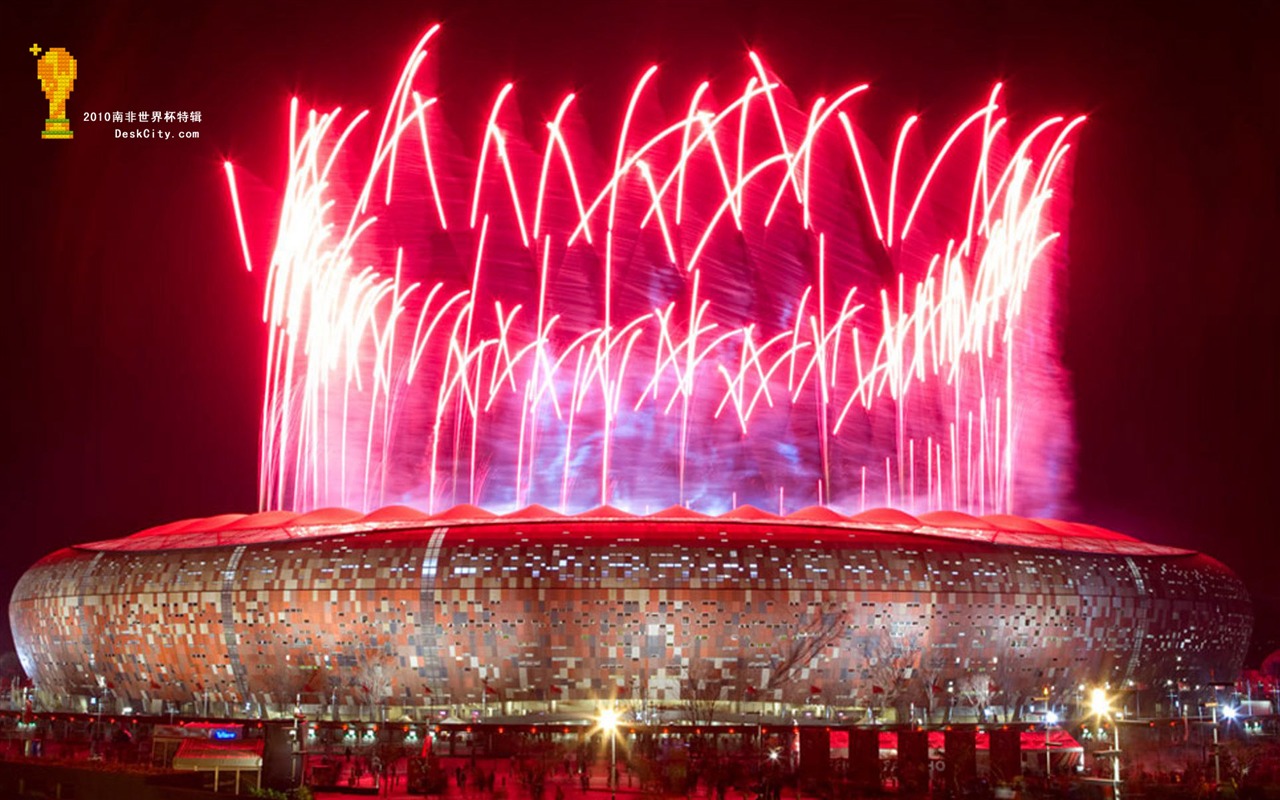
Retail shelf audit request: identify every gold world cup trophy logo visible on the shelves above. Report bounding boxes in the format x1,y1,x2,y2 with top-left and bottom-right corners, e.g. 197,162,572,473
30,44,77,139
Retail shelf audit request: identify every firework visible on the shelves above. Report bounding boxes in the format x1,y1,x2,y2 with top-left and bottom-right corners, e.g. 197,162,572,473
225,26,1084,516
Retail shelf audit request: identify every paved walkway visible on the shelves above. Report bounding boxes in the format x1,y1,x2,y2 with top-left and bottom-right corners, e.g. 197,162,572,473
311,754,745,800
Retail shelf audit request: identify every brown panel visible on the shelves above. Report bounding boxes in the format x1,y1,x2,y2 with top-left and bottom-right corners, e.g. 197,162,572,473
896,729,929,794
944,728,976,792
849,727,881,789
798,727,830,779
989,727,1022,783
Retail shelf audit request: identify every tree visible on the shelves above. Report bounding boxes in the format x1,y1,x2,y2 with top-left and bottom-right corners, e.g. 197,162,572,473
1261,649,1280,683
682,661,725,727
264,664,311,716
762,609,848,700
350,649,395,719
912,664,946,724
956,672,995,722
984,652,1038,722
0,652,23,684
859,630,923,723
326,672,344,717
0,652,26,708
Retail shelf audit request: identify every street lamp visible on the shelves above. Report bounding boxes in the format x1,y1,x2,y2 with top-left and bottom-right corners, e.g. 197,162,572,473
90,694,101,758
1206,701,1222,785
761,745,782,800
1039,687,1054,778
1045,710,1059,778
598,707,619,800
1090,688,1121,798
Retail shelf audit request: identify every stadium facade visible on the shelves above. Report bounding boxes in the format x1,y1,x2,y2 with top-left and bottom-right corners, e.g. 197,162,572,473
9,505,1251,719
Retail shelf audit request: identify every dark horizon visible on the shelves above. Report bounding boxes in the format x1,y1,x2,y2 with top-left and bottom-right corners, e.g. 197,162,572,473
4,1,1277,664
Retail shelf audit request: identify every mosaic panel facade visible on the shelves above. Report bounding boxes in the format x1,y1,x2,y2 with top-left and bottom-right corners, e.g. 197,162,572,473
9,517,1251,713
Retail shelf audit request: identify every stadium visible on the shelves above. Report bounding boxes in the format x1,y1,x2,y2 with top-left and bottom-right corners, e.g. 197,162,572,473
9,504,1252,722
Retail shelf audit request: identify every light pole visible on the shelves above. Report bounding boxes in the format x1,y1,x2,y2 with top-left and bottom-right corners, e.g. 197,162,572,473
1206,701,1221,785
598,707,619,800
1039,688,1053,778
91,694,101,757
1091,688,1121,799
766,747,781,798
1045,710,1059,778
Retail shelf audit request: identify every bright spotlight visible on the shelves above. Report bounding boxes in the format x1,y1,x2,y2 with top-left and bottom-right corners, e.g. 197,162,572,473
1046,711,1059,725
1222,706,1238,720
1090,688,1110,716
598,707,619,731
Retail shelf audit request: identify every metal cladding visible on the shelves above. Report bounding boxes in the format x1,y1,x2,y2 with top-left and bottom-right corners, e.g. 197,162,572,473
9,506,1251,712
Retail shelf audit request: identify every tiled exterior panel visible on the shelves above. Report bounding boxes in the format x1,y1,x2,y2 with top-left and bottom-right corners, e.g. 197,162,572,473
8,519,1251,711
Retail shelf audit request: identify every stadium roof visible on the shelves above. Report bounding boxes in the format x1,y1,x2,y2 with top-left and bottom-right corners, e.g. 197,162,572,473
76,504,1195,558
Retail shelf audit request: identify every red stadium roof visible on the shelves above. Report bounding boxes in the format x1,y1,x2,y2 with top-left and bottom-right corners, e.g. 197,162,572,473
721,504,779,521
77,503,1196,558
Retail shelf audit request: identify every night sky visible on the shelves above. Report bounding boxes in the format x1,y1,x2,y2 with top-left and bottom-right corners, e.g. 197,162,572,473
5,2,1277,662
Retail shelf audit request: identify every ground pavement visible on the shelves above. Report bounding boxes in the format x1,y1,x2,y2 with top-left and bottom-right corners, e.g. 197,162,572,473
310,754,756,800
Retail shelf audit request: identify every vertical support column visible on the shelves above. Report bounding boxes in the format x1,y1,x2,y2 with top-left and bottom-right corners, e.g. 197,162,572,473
897,728,930,795
944,727,977,794
988,727,1022,784
849,727,881,791
798,727,831,783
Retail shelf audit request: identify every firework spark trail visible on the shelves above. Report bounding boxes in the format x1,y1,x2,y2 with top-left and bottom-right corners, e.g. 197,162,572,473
225,29,1083,516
